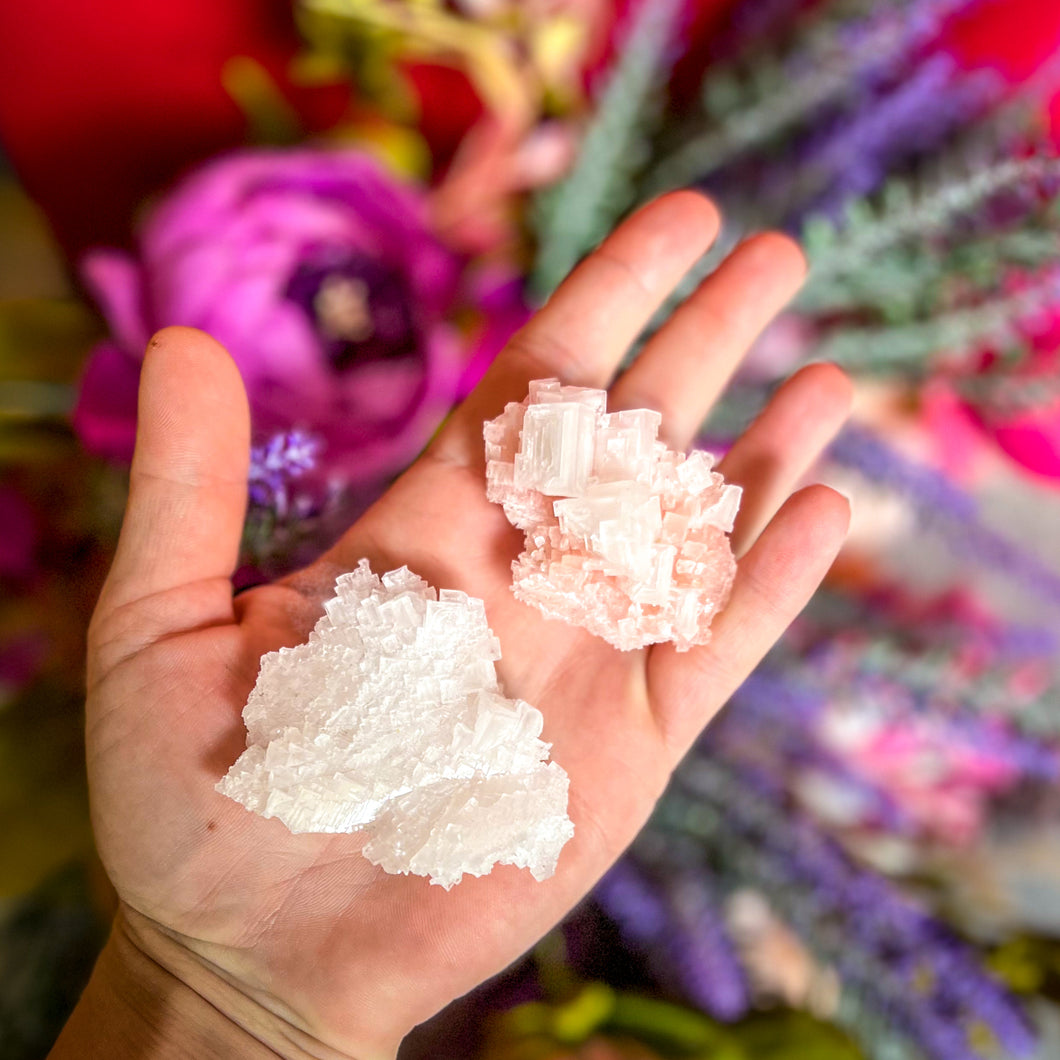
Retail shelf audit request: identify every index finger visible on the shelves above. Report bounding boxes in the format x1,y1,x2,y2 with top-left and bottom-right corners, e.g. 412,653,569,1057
432,191,720,466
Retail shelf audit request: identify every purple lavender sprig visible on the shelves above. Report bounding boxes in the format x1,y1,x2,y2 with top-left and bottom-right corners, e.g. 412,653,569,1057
788,55,999,225
658,867,751,1022
785,622,1060,738
647,0,980,193
722,670,913,832
720,664,1060,843
830,425,1060,613
654,754,1037,1060
803,585,1060,662
808,0,979,93
769,591,1060,742
248,429,322,519
593,855,750,1021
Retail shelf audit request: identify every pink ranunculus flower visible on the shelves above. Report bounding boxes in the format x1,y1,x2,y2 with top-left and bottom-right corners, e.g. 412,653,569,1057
73,148,525,488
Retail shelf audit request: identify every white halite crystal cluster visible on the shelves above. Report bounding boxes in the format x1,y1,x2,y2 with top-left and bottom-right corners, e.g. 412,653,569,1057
217,561,574,889
485,379,742,652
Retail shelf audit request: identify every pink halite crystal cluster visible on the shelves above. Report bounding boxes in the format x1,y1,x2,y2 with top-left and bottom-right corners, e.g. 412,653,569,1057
485,379,741,651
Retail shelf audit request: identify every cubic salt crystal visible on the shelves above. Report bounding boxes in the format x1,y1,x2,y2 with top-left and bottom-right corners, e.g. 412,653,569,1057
515,402,596,496
484,380,742,652
217,560,574,888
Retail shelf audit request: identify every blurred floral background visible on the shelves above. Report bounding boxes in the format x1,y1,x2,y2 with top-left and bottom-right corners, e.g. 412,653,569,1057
4,0,1060,1057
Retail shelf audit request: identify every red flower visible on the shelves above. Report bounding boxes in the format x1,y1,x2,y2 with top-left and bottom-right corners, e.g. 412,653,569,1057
947,0,1060,137
948,0,1060,83
0,0,347,258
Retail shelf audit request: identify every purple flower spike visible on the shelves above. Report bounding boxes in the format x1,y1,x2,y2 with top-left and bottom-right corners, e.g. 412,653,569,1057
594,855,750,1022
248,429,322,518
830,425,1060,612
659,755,1037,1060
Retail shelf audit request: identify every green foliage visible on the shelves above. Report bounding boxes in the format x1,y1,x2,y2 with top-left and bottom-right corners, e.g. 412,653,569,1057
530,0,684,298
648,59,852,194
487,982,865,1060
222,57,304,146
954,368,1060,428
802,155,1060,290
989,938,1060,1001
0,863,107,1060
640,150,1060,387
0,681,92,899
0,299,100,464
791,149,1060,375
799,226,1060,322
812,276,1060,374
733,1009,866,1060
490,982,739,1058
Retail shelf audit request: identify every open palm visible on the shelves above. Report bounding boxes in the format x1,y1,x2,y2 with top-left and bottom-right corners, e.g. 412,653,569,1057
84,193,852,1059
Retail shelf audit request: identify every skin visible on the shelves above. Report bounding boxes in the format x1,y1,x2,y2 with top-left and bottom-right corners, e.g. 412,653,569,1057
50,192,853,1060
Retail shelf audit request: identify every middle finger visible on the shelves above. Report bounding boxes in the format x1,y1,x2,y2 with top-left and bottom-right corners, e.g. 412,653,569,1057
432,190,720,466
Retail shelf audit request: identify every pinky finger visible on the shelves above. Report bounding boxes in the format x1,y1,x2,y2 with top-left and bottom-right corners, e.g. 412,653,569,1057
720,362,853,557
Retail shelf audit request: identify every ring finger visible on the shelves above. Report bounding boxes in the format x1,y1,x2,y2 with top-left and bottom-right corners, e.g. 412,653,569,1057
608,231,808,450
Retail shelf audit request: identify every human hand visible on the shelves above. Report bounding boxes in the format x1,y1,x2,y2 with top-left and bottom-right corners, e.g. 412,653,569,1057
58,192,851,1059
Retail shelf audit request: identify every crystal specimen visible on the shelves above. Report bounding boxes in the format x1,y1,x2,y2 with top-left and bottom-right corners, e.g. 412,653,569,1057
217,561,574,888
485,379,741,652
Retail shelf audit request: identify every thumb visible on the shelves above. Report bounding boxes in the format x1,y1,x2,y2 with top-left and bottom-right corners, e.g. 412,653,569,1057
92,327,251,653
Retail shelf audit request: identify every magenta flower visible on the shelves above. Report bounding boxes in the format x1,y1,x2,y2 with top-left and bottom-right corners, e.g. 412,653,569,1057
73,149,524,488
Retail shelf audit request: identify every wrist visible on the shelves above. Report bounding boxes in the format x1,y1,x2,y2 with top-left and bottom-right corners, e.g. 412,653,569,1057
49,906,370,1060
